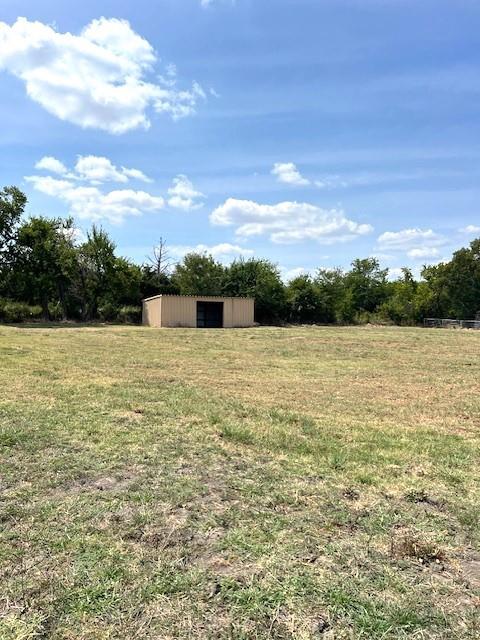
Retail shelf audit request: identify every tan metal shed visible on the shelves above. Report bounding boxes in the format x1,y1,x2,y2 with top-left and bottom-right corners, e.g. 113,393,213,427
142,295,255,328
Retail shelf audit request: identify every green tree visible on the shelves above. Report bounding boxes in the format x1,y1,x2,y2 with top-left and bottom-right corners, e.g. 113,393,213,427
140,265,179,299
172,253,225,295
286,275,326,323
0,186,27,296
110,258,143,307
314,268,345,323
15,216,76,319
223,258,286,323
443,239,480,318
340,258,388,322
379,268,419,325
74,226,117,319
420,262,450,318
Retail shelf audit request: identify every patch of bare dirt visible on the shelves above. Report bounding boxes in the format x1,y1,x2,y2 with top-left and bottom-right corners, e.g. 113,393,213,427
459,557,480,590
390,528,446,565
74,472,139,492
115,408,145,422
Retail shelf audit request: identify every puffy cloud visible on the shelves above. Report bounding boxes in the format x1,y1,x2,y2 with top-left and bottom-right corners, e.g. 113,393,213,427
35,156,68,175
121,167,152,183
168,175,205,210
210,198,372,244
460,224,480,234
74,156,127,183
0,17,205,133
272,162,310,186
377,228,446,251
25,175,75,197
407,247,441,259
171,242,253,262
63,226,87,245
34,154,152,184
376,228,448,262
25,174,164,225
74,155,151,184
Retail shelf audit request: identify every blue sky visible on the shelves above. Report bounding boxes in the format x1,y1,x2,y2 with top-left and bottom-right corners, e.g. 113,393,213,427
1,0,480,280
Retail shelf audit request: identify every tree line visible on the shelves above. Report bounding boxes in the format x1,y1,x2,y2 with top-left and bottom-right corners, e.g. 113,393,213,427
1,186,479,324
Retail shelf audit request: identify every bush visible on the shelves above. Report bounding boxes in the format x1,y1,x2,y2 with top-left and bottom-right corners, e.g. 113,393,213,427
98,302,119,322
118,305,142,324
353,310,393,326
0,300,43,323
48,301,64,321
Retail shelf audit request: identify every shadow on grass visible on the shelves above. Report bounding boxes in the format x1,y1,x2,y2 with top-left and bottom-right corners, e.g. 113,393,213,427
1,322,141,330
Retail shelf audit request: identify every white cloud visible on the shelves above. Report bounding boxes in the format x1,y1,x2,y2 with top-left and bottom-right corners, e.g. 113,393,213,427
314,175,349,189
35,156,68,175
74,155,151,184
376,228,448,262
387,265,423,281
388,267,405,280
168,175,205,211
0,17,205,133
370,252,396,263
25,174,164,224
171,242,253,263
377,228,446,251
272,162,310,186
200,0,235,7
279,266,315,282
407,247,441,259
460,224,480,234
63,226,87,245
75,156,128,183
210,198,373,245
34,154,152,184
120,167,152,183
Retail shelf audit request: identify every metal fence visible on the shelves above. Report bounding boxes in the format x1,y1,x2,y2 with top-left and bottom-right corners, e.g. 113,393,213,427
424,318,480,330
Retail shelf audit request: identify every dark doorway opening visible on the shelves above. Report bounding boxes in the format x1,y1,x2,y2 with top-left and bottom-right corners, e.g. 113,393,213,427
196,301,224,328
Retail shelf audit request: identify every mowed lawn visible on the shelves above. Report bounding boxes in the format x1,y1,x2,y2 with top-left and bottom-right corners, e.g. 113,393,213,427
0,325,479,639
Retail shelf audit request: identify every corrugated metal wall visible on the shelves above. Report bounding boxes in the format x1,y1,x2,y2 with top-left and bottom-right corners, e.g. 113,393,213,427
142,296,162,327
230,298,255,328
142,296,254,328
162,296,196,327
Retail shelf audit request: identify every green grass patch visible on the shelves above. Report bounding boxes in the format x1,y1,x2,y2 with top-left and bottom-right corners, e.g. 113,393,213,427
0,324,479,638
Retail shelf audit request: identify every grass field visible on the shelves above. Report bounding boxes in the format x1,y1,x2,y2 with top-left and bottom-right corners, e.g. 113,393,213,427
0,324,479,639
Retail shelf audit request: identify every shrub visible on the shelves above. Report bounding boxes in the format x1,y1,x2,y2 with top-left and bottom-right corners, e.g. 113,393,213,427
48,301,64,321
98,302,119,322
0,300,43,323
118,305,142,324
353,310,392,326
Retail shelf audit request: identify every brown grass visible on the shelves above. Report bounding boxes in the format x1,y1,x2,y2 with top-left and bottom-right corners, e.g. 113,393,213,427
0,324,479,639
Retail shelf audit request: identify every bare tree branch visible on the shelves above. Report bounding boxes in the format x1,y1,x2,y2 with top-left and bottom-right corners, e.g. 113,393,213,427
146,237,173,276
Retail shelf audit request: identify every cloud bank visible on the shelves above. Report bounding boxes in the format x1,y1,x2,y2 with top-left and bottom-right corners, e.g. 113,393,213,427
171,242,253,262
210,198,372,244
377,228,448,261
26,155,163,223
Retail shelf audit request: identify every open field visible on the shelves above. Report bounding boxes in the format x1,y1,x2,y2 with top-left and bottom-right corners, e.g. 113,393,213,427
0,325,479,639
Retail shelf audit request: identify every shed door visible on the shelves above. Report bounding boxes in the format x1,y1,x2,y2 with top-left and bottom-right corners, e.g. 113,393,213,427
197,301,223,328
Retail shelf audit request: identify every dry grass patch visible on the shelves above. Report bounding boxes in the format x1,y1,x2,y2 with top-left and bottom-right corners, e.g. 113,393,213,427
0,324,479,639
